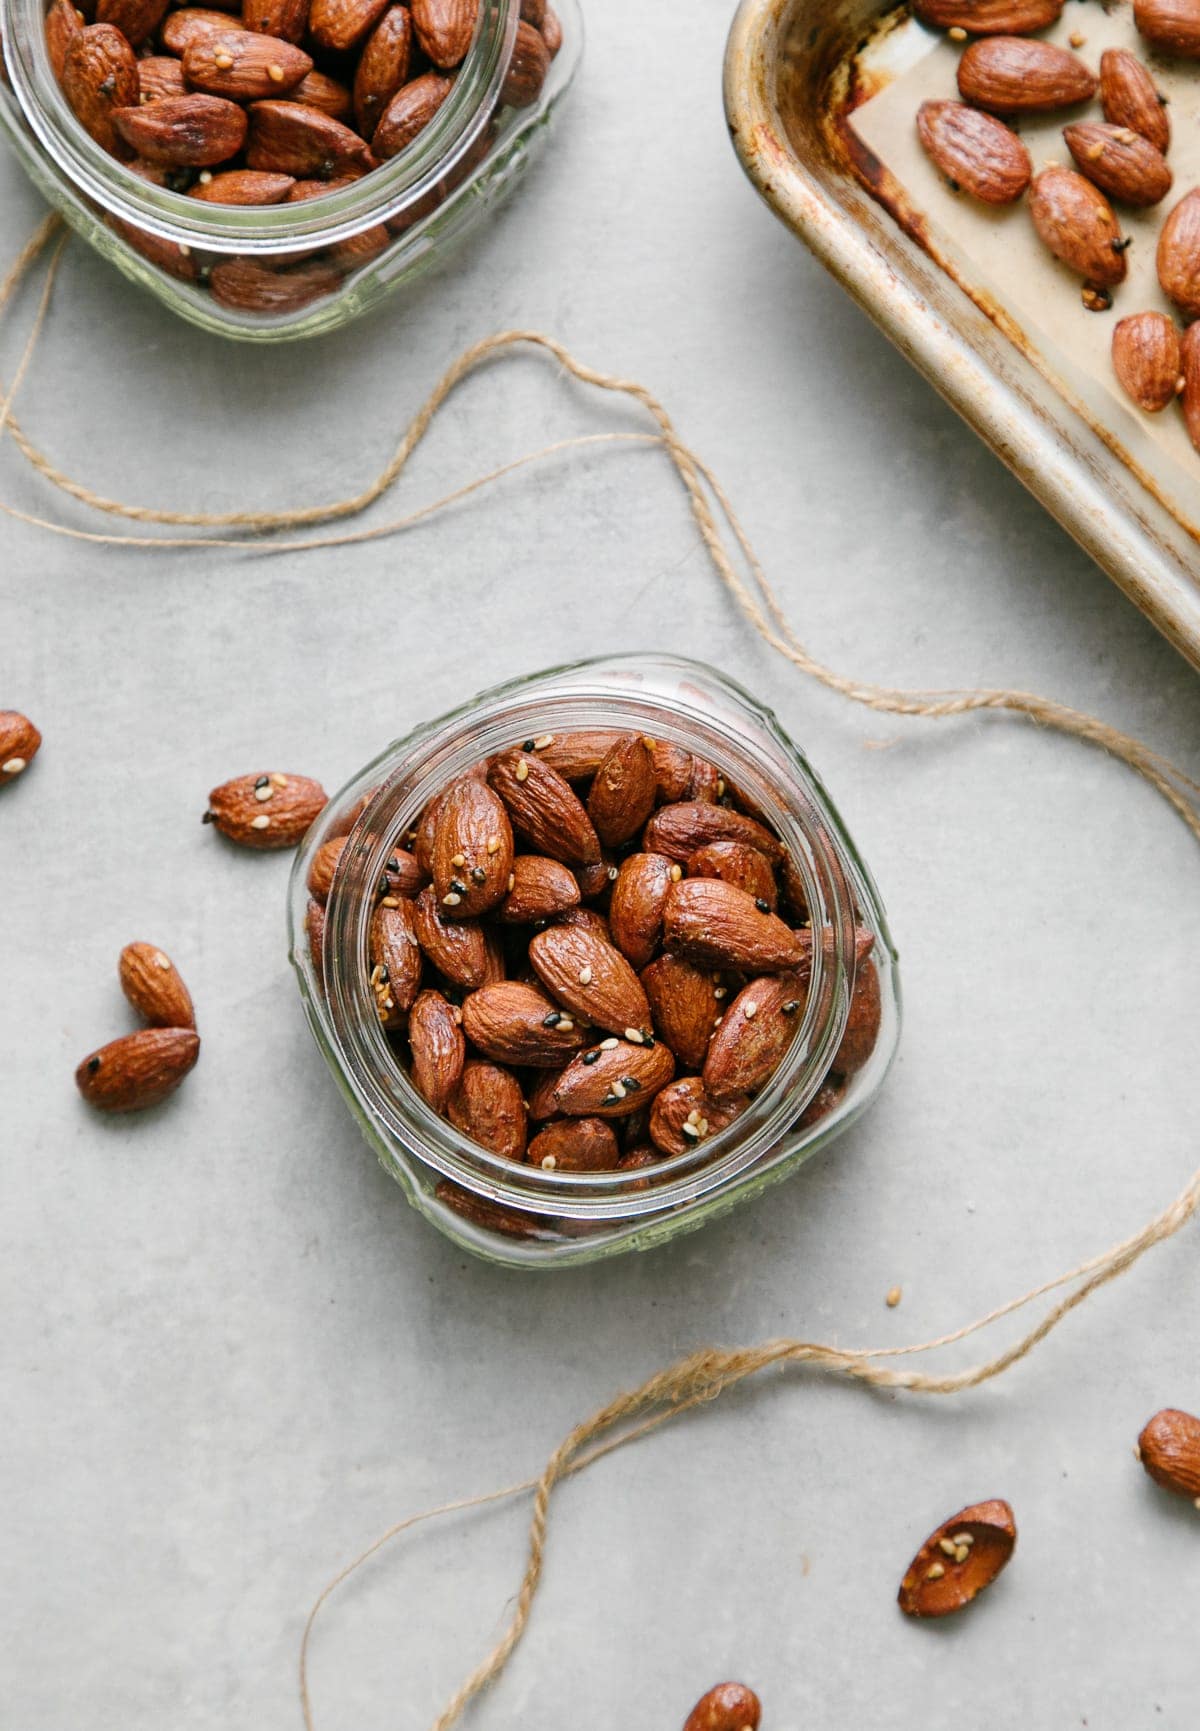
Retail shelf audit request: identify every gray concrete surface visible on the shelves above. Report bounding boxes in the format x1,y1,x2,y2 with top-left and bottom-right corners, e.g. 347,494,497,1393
2,3,1199,1727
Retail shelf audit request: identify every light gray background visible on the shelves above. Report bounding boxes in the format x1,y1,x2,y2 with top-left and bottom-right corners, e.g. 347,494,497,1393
2,3,1199,1727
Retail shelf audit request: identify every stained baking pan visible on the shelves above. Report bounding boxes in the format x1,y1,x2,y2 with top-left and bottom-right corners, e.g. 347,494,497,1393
724,0,1200,669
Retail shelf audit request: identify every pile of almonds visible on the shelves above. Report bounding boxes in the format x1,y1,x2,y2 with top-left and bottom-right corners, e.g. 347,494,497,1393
301,729,882,1238
46,0,561,312
912,0,1200,449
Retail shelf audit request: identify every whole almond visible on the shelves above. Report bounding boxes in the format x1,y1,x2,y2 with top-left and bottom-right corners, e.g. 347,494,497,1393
1063,122,1171,207
76,1027,200,1112
138,56,189,104
686,840,778,909
0,711,41,784
431,776,514,918
46,0,83,80
204,771,327,848
411,0,477,68
1099,47,1169,152
306,834,347,902
308,0,389,49
534,730,625,780
184,30,312,99
408,987,465,1113
246,100,370,175
1137,1408,1200,1500
379,845,427,899
573,855,618,903
446,1060,527,1160
556,906,611,940
551,1036,675,1119
916,100,1032,204
521,0,545,24
609,852,677,969
914,0,1061,27
95,0,168,47
1111,311,1182,412
413,884,502,990
526,1062,569,1121
372,70,453,158
682,1682,763,1731
1179,319,1200,451
1135,0,1200,55
113,93,248,165
540,5,562,54
113,216,200,280
488,748,601,866
651,741,694,803
61,26,140,155
119,942,196,1029
703,975,805,1102
162,9,247,53
664,879,804,972
243,0,309,41
649,1077,743,1158
354,4,412,135
500,17,548,106
191,168,297,203
370,897,423,1022
497,854,581,923
685,756,722,804
833,957,882,1075
587,734,657,848
957,37,1096,113
641,953,719,1072
643,801,783,866
435,1177,539,1237
288,69,354,119
305,897,326,979
1028,166,1128,286
1157,188,1200,316
897,1501,1017,1618
527,1116,620,1172
462,980,587,1067
208,257,342,312
529,923,652,1037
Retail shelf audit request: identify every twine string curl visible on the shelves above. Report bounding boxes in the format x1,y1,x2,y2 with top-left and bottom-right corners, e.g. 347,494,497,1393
3,222,1200,1729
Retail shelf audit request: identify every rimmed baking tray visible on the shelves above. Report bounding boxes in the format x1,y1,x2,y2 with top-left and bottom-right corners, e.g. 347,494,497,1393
724,0,1200,670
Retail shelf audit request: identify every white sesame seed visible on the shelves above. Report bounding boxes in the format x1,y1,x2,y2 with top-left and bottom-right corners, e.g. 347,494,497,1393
557,1017,574,1031
624,1027,645,1044
681,1122,701,1140
197,170,213,184
600,1037,619,1050
716,778,725,797
611,1080,627,1099
255,784,273,802
383,997,394,1011
1,757,26,775
452,853,466,867
697,1118,709,1135
744,1001,759,1020
641,735,657,750
487,835,501,854
669,864,682,881
267,61,285,80
952,1533,974,1548
939,1538,958,1558
214,49,234,66
251,815,270,830
442,891,462,907
541,1155,557,1170
713,986,727,1000
926,1563,945,1581
271,773,288,787
152,952,170,970
533,734,555,749
381,895,399,908
578,966,593,985
686,1109,701,1125
507,873,516,892
954,1545,970,1563
947,24,966,39
514,759,530,783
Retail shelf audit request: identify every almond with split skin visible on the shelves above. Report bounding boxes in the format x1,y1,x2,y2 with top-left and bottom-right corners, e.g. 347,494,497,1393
527,1116,620,1173
1063,123,1171,208
488,749,601,866
75,1027,200,1112
408,988,465,1113
913,0,1062,31
682,1682,763,1731
411,0,477,69
957,37,1096,113
431,776,514,918
1157,189,1200,317
1099,48,1170,153
0,711,41,785
649,1077,743,1158
1137,1408,1200,1501
1135,0,1200,56
898,1501,1017,1618
529,923,651,1038
587,734,658,848
119,942,196,1030
664,878,805,972
1112,312,1182,412
917,100,1032,204
462,980,587,1067
446,1060,527,1160
183,30,312,99
204,771,327,848
1028,166,1128,287
551,1037,675,1119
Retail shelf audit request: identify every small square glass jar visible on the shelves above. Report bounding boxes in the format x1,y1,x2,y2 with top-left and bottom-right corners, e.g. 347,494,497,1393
289,655,901,1267
0,0,580,340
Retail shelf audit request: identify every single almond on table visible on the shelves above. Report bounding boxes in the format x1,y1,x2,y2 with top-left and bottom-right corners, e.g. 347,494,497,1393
407,987,465,1113
529,923,651,1037
1111,311,1182,412
1028,166,1128,287
643,800,783,866
431,776,514,918
916,100,1032,204
1135,0,1200,56
527,1116,620,1172
649,1076,743,1158
369,897,423,1023
1099,47,1170,152
413,884,502,990
0,711,41,784
703,975,805,1102
1138,1408,1200,1501
587,733,657,848
487,748,601,866
411,0,477,69
183,30,312,99
446,1060,527,1160
119,942,196,1029
496,854,581,923
686,839,778,909
551,1036,675,1119
112,93,249,165
371,69,453,158
462,980,587,1067
1180,321,1200,452
1063,123,1171,208
913,0,1062,30
682,1681,763,1731
957,37,1096,113
664,879,805,972
500,16,549,107
204,771,327,848
897,1500,1017,1618
640,953,719,1072
60,26,141,156
1157,189,1200,317
75,1027,200,1112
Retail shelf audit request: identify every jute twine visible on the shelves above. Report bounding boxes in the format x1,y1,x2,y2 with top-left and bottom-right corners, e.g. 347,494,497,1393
5,218,1200,1727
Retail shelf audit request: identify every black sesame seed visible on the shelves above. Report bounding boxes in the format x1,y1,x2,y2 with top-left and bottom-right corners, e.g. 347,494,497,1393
378,877,390,896
87,1056,100,1074
582,1050,600,1065
255,775,270,789
450,879,467,894
378,965,389,984
470,867,487,885
543,1012,562,1028
782,1000,800,1015
755,897,770,913
522,739,536,752
601,1094,619,1107
387,855,400,872
621,1076,641,1091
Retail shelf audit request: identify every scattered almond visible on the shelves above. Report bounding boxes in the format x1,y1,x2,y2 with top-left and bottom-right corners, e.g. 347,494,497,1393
1136,1408,1200,1500
118,942,196,1030
1157,188,1200,317
75,1027,200,1112
913,0,1062,30
204,771,327,848
0,711,41,785
1099,47,1170,152
916,99,1032,203
957,37,1097,114
682,1681,763,1731
1063,122,1172,207
1028,166,1128,286
897,1501,1017,1617
1111,311,1182,412
1135,0,1200,57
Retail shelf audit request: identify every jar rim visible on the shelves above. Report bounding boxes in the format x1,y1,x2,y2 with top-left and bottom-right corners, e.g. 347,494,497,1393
2,0,519,252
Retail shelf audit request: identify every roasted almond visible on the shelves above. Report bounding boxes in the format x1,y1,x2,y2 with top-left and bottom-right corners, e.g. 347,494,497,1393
435,1177,539,1236
686,840,777,909
685,756,722,804
1179,319,1200,451
138,55,188,104
191,167,296,203
0,710,41,784
957,36,1096,113
308,0,389,49
408,987,465,1112
431,776,514,918
496,854,581,923
1135,0,1200,55
539,4,561,55
527,1116,620,1172
643,801,783,866
370,897,423,1022
1157,188,1200,316
379,844,427,899
488,748,601,866
914,0,1061,27
650,740,694,803
446,1060,527,1160
305,896,326,978
75,1027,200,1112
288,68,353,118
411,0,476,68
500,16,548,106
528,923,652,1037
703,975,804,1102
1028,166,1128,286
371,69,453,158
246,99,370,175
550,1036,675,1119
916,99,1032,204
1099,47,1169,152
1063,122,1171,207
353,3,412,135
664,879,804,972
1111,311,1182,412
897,1501,1017,1618
682,1682,763,1731
526,1062,569,1121
556,906,611,940
162,8,247,53
119,941,196,1029
208,256,342,311
833,957,882,1075
183,29,312,98
641,953,719,1072
609,852,677,969
61,25,140,155
1136,1408,1200,1500
587,733,657,848
204,771,327,847
573,855,618,903
113,216,200,279
413,884,501,990
243,0,308,38
306,834,347,902
95,0,168,47
46,0,83,81
649,1076,742,1158
112,92,248,165
532,729,625,780
796,1076,845,1132
462,980,587,1067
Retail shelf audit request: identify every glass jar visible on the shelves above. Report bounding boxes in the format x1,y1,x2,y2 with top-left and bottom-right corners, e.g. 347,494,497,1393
288,655,901,1268
0,0,580,340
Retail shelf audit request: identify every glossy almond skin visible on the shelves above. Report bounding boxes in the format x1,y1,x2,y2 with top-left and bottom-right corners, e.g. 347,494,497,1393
897,1501,1017,1618
641,954,719,1073
529,923,652,1037
686,840,777,909
46,0,83,81
379,846,427,899
408,988,465,1113
138,55,189,103
309,0,389,49
682,1681,763,1731
191,167,297,203
1137,1408,1200,1498
649,1077,743,1158
685,756,721,803
609,852,677,969
0,711,41,784
305,897,326,978
61,26,140,155
1111,311,1181,412
353,4,412,136
372,69,453,158
446,1060,527,1160
527,1116,620,1172
916,100,1031,203
1135,0,1200,55
957,37,1096,113
462,981,587,1067
703,975,804,1102
1099,48,1169,152
643,800,783,865
914,0,1061,28
587,734,657,848
431,776,514,918
540,4,561,53
411,0,476,68
664,879,804,972
1179,320,1200,451
161,8,246,52
496,854,581,923
1157,189,1200,316
413,884,501,990
183,31,312,99
500,16,547,106
1063,122,1172,207
651,740,694,803
112,93,248,165
534,730,625,781
95,0,168,46
370,897,423,1020
1028,167,1128,286
289,69,353,118
306,834,348,901
246,99,370,175
75,1028,200,1112
242,0,309,40
488,748,601,866
119,942,196,1029
208,257,342,311
551,1037,675,1119
204,771,327,847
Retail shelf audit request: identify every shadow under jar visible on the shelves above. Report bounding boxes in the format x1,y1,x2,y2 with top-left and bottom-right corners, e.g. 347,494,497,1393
289,656,901,1268
0,0,580,339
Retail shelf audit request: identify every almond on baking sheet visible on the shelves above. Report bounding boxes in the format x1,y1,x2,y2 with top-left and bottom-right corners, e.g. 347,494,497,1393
682,1682,763,1731
446,1060,527,1160
1135,0,1200,56
371,69,453,158
643,801,783,866
488,748,601,866
461,980,587,1066
370,897,423,1023
587,734,657,848
913,0,1062,31
246,99,371,175
609,852,677,969
204,771,327,848
527,1116,620,1172
353,4,413,135
641,953,719,1073
957,37,1096,113
1028,166,1128,286
897,1501,1017,1618
413,884,501,990
1179,321,1200,451
183,30,312,99
408,987,465,1113
411,0,477,69
703,975,804,1102
1111,311,1182,412
664,879,805,972
551,1036,675,1119
916,100,1032,203
119,942,196,1030
1137,1408,1200,1500
649,1076,743,1158
1063,123,1171,208
496,854,581,923
686,840,778,909
61,26,140,156
1099,47,1170,153
0,711,41,785
431,776,514,918
75,1027,200,1112
529,922,651,1037
112,92,248,165
1157,189,1200,316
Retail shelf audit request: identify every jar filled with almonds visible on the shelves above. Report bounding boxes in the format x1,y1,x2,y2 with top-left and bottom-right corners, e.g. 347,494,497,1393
290,656,900,1267
0,0,578,337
